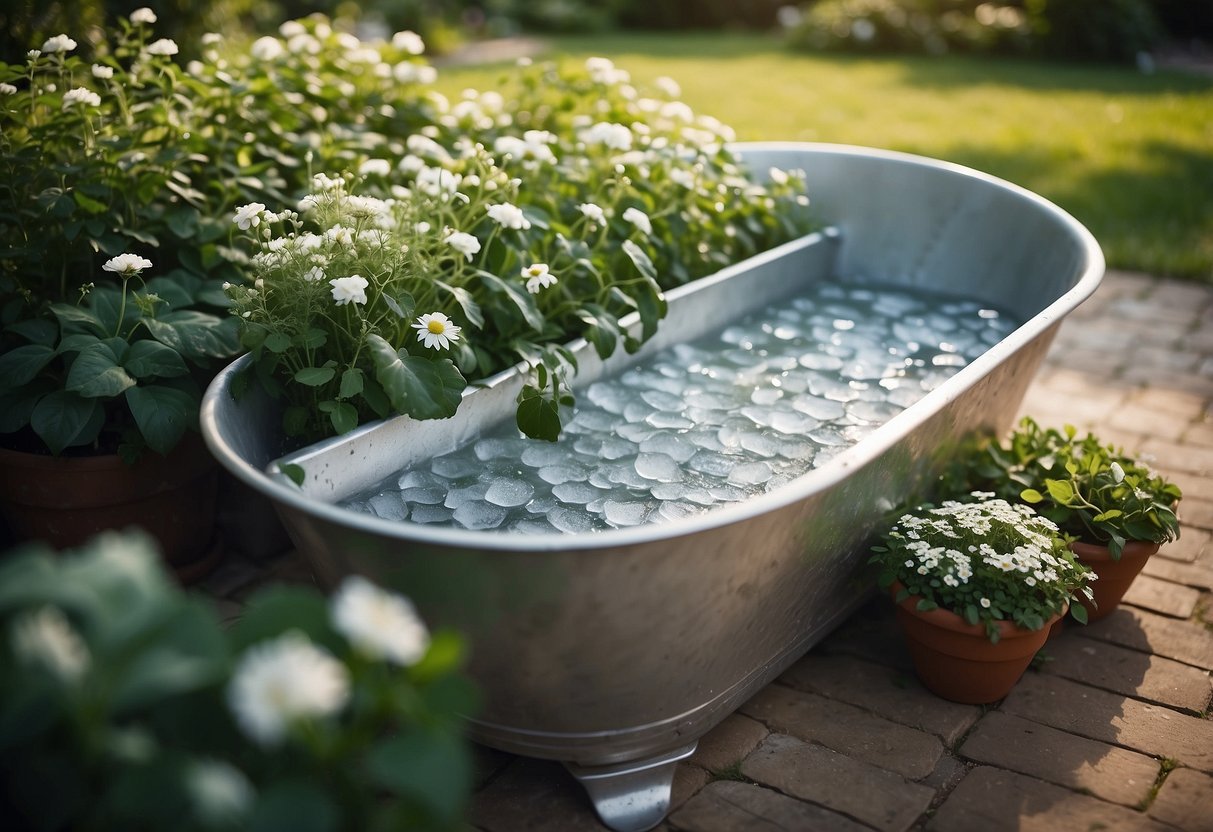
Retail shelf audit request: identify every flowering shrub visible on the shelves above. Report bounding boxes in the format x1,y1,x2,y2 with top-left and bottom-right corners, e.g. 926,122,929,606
959,416,1182,558
0,531,475,830
0,12,244,457
870,494,1094,641
227,54,813,442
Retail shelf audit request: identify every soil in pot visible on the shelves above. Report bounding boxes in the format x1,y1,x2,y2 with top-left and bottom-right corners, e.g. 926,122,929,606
892,582,1061,704
1070,540,1159,623
0,434,222,582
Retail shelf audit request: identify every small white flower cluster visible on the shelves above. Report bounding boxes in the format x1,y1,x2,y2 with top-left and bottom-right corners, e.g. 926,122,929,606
888,495,1085,595
227,576,430,747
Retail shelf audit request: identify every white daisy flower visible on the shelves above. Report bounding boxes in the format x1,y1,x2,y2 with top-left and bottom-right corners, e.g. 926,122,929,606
412,311,461,350
233,203,266,230
129,7,157,24
578,202,606,224
329,275,368,306
623,206,652,235
146,39,179,57
444,230,480,261
102,253,153,275
61,87,100,109
522,263,557,294
980,597,992,609
0,83,16,95
486,202,531,230
331,576,430,666
227,633,349,747
11,606,90,683
91,64,113,79
41,34,78,54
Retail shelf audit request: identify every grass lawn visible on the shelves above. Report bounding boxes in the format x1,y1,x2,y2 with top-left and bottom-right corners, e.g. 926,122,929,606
434,32,1213,283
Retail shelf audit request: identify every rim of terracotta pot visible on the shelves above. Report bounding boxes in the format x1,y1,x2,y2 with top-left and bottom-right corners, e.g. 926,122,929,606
889,579,1064,641
1069,539,1160,563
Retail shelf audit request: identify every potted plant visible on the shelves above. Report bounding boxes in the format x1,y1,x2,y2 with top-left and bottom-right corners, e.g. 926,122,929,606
964,417,1182,620
869,493,1094,703
0,14,245,575
0,529,475,830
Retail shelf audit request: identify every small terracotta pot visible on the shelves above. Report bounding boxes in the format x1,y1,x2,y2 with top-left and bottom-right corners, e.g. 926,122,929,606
0,435,221,582
890,581,1061,704
1069,540,1159,622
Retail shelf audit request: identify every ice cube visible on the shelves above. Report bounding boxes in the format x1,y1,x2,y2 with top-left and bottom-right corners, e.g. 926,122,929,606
431,455,481,479
634,452,683,483
538,464,588,485
452,500,508,530
369,492,408,520
549,506,600,534
603,500,650,527
639,433,696,463
728,461,773,486
484,478,535,508
409,504,454,524
552,481,602,504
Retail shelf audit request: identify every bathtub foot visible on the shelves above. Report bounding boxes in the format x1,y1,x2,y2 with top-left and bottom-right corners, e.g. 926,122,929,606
565,741,698,832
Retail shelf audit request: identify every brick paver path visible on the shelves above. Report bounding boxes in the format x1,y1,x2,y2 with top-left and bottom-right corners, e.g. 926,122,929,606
205,270,1213,831
466,271,1213,831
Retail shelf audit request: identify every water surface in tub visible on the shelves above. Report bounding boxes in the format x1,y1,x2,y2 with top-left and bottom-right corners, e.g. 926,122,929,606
340,279,1019,532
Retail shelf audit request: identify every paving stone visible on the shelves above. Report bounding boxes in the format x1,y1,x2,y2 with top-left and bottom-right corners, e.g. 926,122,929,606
958,712,1159,806
739,684,942,779
1184,421,1213,449
818,599,915,672
1000,673,1213,773
1080,606,1213,669
1157,528,1210,564
472,744,516,790
1042,634,1213,713
1143,554,1213,592
1180,497,1213,532
1141,438,1213,477
667,780,870,832
1131,346,1202,375
779,653,981,745
920,752,970,793
1107,402,1194,442
469,757,606,832
1122,367,1213,399
929,766,1174,832
689,714,769,773
1121,574,1202,619
741,733,934,832
670,763,711,813
1148,767,1213,831
1126,387,1212,421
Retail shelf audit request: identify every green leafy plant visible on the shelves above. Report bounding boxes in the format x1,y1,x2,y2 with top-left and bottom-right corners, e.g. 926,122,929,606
0,15,242,458
225,52,813,443
870,493,1094,641
962,416,1182,558
0,530,475,831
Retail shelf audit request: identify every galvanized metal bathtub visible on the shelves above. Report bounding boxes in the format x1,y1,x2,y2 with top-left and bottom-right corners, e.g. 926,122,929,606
201,143,1104,831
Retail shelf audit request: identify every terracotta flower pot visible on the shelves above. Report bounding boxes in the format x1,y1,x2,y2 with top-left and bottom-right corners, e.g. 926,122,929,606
890,581,1061,704
1069,540,1159,623
0,434,221,582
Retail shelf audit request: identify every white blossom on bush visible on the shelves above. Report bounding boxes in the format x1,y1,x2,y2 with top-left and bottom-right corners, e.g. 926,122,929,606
227,633,350,747
623,207,652,235
578,202,606,224
11,606,90,683
329,275,369,306
580,121,633,152
392,30,426,55
62,87,100,109
233,203,267,230
41,34,77,54
522,263,557,294
412,312,461,350
331,576,430,665
486,202,530,230
444,230,480,261
91,64,114,79
146,39,179,57
129,7,157,24
102,253,153,275
0,83,16,95
250,36,285,61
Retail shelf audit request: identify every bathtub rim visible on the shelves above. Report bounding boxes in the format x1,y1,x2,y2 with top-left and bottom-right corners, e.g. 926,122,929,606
200,141,1105,553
